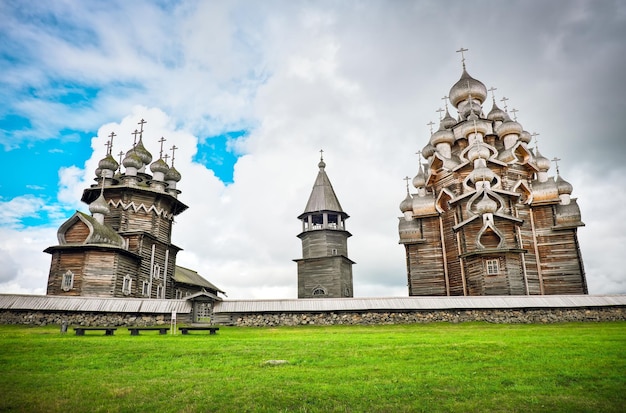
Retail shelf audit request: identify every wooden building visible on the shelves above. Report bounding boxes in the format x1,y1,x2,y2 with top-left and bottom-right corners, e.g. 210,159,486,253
295,155,355,298
399,54,587,296
45,122,223,300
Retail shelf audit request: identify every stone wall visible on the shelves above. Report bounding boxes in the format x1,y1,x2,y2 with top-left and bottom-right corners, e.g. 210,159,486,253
0,310,191,327
1,306,624,328
229,307,626,327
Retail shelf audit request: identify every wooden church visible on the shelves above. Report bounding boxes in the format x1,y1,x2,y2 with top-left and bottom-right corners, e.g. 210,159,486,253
45,120,223,300
295,154,355,298
399,50,587,296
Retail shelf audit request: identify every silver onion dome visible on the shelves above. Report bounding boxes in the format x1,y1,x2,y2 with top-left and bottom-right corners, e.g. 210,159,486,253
449,69,487,108
89,193,110,216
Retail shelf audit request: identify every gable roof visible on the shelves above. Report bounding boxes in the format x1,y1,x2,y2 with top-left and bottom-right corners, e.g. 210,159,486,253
173,265,225,294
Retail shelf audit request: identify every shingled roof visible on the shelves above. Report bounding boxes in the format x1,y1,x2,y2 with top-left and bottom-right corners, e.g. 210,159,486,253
301,159,345,216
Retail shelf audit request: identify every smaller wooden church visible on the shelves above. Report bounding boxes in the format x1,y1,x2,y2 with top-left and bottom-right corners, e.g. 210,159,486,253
398,50,587,297
45,120,224,300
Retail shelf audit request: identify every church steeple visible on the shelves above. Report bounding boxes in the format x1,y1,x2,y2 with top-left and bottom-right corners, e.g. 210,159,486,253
295,152,354,299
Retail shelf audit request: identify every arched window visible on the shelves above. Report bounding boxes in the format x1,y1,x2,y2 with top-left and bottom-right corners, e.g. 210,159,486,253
312,287,326,296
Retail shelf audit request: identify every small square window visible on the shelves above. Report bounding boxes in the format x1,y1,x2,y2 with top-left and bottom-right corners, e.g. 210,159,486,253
486,259,499,275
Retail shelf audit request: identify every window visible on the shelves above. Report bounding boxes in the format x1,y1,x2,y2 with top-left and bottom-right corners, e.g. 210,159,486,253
156,285,163,299
142,281,150,297
312,287,326,296
153,263,161,280
61,270,74,292
486,259,500,275
331,248,338,255
122,275,132,295
175,289,183,299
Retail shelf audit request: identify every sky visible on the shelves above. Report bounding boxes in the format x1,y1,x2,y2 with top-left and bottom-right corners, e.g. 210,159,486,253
1,0,625,298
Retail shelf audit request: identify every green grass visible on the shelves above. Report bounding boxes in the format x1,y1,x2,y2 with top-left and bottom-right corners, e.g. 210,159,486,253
0,322,624,412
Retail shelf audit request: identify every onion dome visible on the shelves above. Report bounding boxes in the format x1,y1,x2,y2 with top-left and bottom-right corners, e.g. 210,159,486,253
150,158,170,175
318,159,326,169
475,191,498,214
430,125,455,146
556,174,573,195
89,193,110,216
412,164,426,188
123,150,143,169
399,192,413,213
449,69,487,108
94,167,102,178
467,143,491,163
468,165,496,185
519,130,532,144
487,102,507,122
495,118,523,137
98,154,119,173
422,142,436,159
441,109,457,129
535,149,550,172
133,139,153,166
458,99,483,119
165,165,182,182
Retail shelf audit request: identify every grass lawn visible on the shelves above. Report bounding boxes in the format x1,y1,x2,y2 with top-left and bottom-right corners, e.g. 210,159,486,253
0,322,624,412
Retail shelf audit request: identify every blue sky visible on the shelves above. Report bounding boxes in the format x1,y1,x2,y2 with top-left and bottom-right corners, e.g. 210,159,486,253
1,0,625,297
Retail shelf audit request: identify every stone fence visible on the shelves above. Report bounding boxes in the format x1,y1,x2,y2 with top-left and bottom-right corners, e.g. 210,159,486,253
227,306,626,327
0,310,191,327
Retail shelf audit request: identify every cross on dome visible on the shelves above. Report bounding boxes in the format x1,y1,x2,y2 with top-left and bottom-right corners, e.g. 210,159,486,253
456,47,468,69
551,157,561,174
500,96,509,112
488,87,497,104
319,149,324,161
170,145,178,167
510,108,519,121
441,96,449,111
131,129,140,145
403,176,411,193
158,137,167,159
107,131,116,155
436,108,444,121
105,140,112,155
427,121,435,134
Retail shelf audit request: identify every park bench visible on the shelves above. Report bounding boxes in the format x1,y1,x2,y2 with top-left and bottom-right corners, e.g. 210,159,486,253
74,327,117,336
128,327,169,335
179,327,219,335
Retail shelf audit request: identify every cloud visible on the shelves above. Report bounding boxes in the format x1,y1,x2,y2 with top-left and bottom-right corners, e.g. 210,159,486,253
1,1,625,297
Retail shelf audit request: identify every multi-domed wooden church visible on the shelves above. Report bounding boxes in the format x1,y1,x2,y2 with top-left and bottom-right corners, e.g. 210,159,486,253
44,121,223,299
399,50,587,296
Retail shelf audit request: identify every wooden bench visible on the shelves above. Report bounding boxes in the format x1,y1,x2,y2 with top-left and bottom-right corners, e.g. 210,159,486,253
128,327,169,336
74,327,117,336
179,327,219,335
